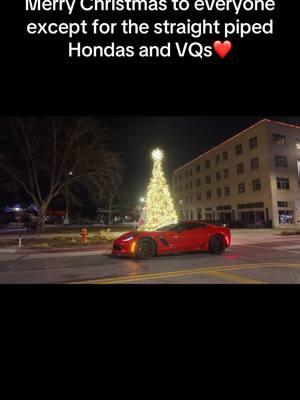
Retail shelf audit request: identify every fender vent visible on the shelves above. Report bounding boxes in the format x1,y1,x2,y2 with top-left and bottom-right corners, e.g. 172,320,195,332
159,237,169,246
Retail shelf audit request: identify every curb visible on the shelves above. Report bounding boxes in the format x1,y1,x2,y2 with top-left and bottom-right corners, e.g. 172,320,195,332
1,246,112,255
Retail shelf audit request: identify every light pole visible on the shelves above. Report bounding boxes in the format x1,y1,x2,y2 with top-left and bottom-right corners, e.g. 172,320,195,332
64,171,73,225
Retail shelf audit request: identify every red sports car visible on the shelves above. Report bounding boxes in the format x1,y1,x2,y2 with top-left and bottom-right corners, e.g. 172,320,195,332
112,221,231,259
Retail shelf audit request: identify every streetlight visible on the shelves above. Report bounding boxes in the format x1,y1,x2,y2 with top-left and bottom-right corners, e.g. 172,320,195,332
64,171,73,225
140,197,145,203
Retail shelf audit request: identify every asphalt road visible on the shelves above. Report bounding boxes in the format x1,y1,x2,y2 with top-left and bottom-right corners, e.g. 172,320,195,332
0,233,300,284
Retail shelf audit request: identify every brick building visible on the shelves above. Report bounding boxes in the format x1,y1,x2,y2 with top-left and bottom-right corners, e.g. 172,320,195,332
172,120,300,228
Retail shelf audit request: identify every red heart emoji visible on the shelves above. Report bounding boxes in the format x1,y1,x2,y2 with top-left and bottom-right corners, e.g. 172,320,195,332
213,41,232,59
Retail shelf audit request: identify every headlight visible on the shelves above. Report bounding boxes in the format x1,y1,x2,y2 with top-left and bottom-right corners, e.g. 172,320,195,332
123,236,134,242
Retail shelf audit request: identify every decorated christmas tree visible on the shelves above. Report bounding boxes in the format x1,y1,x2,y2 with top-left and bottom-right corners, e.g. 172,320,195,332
140,148,178,231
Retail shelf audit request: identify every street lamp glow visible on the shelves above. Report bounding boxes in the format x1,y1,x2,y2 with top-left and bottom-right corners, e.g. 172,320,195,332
152,148,164,161
140,197,145,203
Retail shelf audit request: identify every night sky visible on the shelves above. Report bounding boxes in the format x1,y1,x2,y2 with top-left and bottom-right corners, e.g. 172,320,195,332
104,116,300,204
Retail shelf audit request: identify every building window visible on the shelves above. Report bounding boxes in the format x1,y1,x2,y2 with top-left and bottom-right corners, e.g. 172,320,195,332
277,177,290,190
275,155,288,168
185,183,188,191
205,175,211,184
185,171,188,178
252,179,261,191
197,209,202,220
223,151,228,161
223,168,229,179
236,144,243,155
196,164,201,173
237,163,244,175
278,201,288,208
206,191,212,200
190,182,193,189
238,183,245,193
197,193,201,201
279,210,294,224
296,141,300,151
190,210,194,220
205,160,211,169
224,186,230,196
249,136,258,149
217,188,222,198
273,133,286,146
189,169,193,176
196,179,201,187
251,157,259,170
216,171,221,181
216,154,220,164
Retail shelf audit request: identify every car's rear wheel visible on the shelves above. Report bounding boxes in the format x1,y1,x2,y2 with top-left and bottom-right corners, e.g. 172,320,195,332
136,239,156,259
209,234,226,255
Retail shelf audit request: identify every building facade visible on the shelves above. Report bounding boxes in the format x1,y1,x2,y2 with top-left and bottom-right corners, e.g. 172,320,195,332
172,120,300,229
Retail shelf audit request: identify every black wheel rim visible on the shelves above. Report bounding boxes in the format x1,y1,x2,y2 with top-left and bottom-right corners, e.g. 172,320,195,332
138,243,152,258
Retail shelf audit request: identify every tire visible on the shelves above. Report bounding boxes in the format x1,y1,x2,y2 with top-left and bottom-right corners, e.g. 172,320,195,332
209,234,226,255
136,239,156,259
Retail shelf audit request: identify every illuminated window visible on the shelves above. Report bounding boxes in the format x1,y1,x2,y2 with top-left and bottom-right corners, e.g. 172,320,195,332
279,210,294,224
296,142,300,150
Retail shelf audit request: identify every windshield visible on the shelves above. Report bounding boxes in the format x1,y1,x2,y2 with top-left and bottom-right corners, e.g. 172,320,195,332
155,223,180,231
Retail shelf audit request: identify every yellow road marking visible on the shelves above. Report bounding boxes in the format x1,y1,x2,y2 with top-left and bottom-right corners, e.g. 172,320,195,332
70,262,300,284
203,270,264,284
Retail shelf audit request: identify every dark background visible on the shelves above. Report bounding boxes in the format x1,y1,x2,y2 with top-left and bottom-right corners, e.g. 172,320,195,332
1,1,299,116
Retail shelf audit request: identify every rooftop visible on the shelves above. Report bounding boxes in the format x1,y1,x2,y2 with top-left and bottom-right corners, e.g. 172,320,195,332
173,119,300,173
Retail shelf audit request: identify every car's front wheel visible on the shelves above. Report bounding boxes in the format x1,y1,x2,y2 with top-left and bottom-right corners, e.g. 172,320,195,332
136,239,156,259
209,235,226,255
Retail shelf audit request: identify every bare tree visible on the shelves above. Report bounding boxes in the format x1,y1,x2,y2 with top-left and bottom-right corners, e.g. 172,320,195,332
0,117,122,232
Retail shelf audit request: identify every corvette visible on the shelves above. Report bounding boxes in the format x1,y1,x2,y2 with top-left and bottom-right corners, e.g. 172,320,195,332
112,221,231,259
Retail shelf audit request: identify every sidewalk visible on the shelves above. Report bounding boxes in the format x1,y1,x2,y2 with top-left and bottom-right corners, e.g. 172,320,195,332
0,243,112,255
